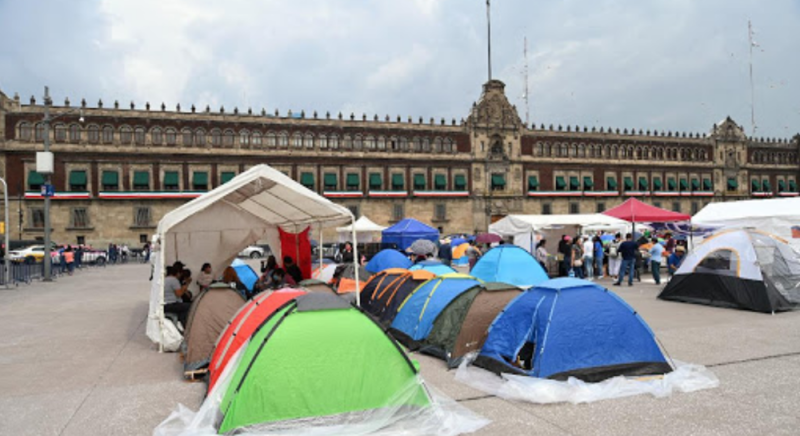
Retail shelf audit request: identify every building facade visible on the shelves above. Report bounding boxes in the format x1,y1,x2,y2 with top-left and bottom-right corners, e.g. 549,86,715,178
0,80,798,246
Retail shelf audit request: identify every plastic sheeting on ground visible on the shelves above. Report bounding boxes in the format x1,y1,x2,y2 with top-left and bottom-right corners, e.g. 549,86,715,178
454,353,718,405
154,344,489,436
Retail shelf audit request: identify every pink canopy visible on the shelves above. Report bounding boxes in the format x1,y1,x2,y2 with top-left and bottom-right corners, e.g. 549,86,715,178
603,198,691,223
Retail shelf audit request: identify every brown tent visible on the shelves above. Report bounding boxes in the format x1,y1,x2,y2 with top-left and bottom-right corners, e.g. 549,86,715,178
183,283,246,374
420,282,520,368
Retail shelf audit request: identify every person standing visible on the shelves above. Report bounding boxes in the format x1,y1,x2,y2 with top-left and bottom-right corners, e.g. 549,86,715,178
667,246,686,278
535,239,549,271
340,242,354,264
143,242,151,263
649,238,664,285
63,246,75,276
614,233,638,286
608,234,622,280
664,232,676,254
558,235,572,277
466,241,482,272
593,236,605,279
571,236,584,279
439,240,452,267
582,235,594,280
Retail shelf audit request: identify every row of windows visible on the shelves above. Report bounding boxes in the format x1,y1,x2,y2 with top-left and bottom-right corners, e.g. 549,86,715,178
534,174,716,192
534,142,710,162
346,203,448,223
27,206,153,230
750,150,799,165
15,122,459,153
540,201,707,216
26,169,236,192
305,172,469,192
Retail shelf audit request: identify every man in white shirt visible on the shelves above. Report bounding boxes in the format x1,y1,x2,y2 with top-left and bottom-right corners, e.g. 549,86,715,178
582,235,595,280
649,238,665,285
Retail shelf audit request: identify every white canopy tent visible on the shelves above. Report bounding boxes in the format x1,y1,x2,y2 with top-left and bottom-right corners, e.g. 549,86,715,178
692,197,800,252
336,215,387,242
489,214,630,254
146,164,357,350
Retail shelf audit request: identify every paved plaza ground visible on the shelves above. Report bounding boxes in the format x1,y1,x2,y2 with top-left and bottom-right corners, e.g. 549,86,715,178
1,263,799,435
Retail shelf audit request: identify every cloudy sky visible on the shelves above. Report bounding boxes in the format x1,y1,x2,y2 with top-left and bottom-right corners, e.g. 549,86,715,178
1,0,798,138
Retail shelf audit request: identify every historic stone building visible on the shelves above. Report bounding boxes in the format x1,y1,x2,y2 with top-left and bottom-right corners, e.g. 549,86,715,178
0,80,798,246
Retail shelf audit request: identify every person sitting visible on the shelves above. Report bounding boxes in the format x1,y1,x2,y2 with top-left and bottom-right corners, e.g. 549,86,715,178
163,266,193,327
196,263,213,292
268,267,296,289
284,256,303,284
221,266,248,296
260,255,277,274
667,246,686,277
179,268,194,302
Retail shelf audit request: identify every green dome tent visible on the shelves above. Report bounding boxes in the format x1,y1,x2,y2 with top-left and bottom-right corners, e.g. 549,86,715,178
217,293,429,433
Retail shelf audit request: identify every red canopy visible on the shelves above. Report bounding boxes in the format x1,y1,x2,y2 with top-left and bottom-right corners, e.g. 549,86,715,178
603,198,691,222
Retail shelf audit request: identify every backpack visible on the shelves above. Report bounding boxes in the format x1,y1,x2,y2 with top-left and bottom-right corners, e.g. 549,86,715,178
609,244,619,258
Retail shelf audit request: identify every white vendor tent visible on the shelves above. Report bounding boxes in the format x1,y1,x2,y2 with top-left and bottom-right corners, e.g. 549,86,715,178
336,215,387,242
489,214,629,253
146,164,357,350
692,197,800,252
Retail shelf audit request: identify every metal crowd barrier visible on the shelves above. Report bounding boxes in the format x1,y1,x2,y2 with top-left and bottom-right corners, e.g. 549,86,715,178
0,252,149,287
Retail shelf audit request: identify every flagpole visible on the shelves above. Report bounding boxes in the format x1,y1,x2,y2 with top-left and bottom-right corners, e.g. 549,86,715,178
748,20,757,136
486,0,492,81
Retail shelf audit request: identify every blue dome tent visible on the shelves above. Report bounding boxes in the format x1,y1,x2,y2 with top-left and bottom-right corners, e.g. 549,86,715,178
390,274,482,349
366,249,412,274
231,258,259,294
381,218,439,251
409,260,457,276
470,245,548,289
476,278,672,382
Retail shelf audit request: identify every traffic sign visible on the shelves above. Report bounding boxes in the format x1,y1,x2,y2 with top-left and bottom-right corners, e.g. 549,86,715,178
41,184,55,198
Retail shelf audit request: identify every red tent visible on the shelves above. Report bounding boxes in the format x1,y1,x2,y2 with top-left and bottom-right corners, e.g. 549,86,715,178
603,198,691,222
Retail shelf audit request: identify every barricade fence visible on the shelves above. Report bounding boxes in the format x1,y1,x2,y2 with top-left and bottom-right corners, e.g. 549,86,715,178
0,251,151,287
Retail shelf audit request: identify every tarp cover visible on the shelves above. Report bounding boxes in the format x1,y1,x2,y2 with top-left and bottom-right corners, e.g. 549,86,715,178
692,197,800,251
382,218,439,250
603,198,691,222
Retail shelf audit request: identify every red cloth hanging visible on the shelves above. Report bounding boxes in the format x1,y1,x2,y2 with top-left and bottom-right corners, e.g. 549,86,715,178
279,226,312,280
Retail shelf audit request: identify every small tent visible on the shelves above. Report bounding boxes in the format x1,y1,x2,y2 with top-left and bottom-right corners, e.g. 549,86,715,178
390,274,482,349
489,214,628,254
360,268,411,314
336,215,387,242
182,283,246,373
470,245,549,289
312,263,338,283
331,264,373,293
409,260,457,276
366,249,412,273
217,293,429,433
477,278,671,382
231,258,259,293
450,238,470,266
421,282,520,368
207,289,306,392
659,229,800,313
360,269,436,325
382,218,439,250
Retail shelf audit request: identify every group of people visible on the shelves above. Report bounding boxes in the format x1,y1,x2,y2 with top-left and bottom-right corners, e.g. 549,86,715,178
255,255,304,292
537,231,688,286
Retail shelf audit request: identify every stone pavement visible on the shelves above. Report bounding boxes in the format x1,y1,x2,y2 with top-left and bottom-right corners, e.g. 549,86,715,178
1,263,799,435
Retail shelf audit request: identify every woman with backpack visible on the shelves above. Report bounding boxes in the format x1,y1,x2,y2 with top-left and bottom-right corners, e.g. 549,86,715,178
607,233,622,281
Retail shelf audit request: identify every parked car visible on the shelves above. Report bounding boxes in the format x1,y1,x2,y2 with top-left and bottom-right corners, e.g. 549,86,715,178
9,245,58,263
238,245,272,259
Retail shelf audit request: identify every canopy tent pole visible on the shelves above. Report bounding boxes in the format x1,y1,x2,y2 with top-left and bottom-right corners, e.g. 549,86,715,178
158,236,165,353
351,218,360,307
318,223,323,278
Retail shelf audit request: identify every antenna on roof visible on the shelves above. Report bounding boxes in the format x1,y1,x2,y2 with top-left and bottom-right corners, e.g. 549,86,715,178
486,0,492,81
748,20,758,136
522,36,530,126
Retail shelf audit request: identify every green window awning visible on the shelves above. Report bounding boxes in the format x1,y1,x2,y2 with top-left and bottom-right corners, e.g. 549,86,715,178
28,171,45,187
221,172,236,184
193,171,208,188
569,176,579,191
369,173,382,189
346,173,360,188
528,176,539,191
324,173,337,188
751,179,761,192
163,171,179,187
454,174,467,190
727,178,738,190
778,179,786,192
703,178,712,191
638,177,648,191
623,177,633,191
392,174,405,190
653,177,663,190
434,174,447,190
583,176,594,190
133,171,149,187
414,174,426,190
680,178,688,190
763,180,771,191
491,174,506,188
102,171,119,186
555,176,566,190
668,178,676,191
691,179,700,191
606,177,618,190
69,170,87,186
301,172,314,188
790,180,797,192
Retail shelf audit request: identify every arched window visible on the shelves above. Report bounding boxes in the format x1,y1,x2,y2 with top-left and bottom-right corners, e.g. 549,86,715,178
134,127,146,145
365,136,376,150
69,123,81,143
120,126,133,144
377,136,386,150
329,134,339,149
265,132,276,147
18,122,32,141
578,143,586,158
277,132,288,147
612,146,619,159
165,128,177,145
54,123,66,142
291,132,302,148
342,135,353,149
88,125,99,144
151,128,163,145
102,126,114,144
181,128,192,146
223,129,234,147
353,135,363,150
251,131,262,147
35,123,45,142
422,137,431,152
211,129,222,147
317,134,327,149
444,138,453,153
239,129,250,147
412,137,422,152
304,133,314,148
195,129,206,146
399,137,409,151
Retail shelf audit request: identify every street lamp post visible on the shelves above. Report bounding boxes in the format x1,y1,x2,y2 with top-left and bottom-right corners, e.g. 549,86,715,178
0,178,10,287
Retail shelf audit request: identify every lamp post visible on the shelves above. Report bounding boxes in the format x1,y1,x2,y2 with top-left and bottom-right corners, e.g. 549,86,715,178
0,177,10,287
